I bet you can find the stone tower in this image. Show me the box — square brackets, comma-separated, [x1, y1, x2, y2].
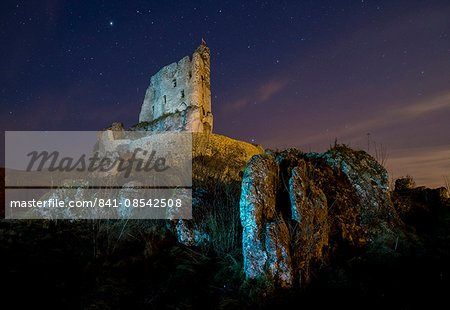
[139, 45, 213, 133]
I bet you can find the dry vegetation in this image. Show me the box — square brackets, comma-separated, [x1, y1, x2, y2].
[1, 146, 449, 309]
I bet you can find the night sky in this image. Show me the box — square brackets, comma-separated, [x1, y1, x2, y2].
[1, 0, 449, 187]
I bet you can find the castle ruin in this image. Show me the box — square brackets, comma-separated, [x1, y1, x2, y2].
[100, 44, 264, 181]
[139, 45, 213, 133]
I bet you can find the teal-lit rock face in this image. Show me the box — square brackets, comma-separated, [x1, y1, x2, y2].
[239, 154, 292, 286]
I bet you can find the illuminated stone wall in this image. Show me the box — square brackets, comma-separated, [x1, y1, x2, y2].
[139, 45, 213, 133]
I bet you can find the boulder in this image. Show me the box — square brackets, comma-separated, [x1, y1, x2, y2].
[174, 219, 209, 247]
[264, 220, 292, 287]
[289, 162, 328, 282]
[239, 154, 292, 286]
[309, 146, 396, 232]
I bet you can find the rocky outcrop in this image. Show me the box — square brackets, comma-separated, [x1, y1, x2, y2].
[308, 145, 397, 233]
[264, 220, 292, 286]
[239, 154, 292, 286]
[289, 162, 328, 283]
[395, 176, 448, 203]
[392, 176, 449, 228]
[239, 145, 398, 286]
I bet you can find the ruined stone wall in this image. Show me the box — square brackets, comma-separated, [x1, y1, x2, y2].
[139, 45, 213, 133]
[97, 127, 264, 181]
